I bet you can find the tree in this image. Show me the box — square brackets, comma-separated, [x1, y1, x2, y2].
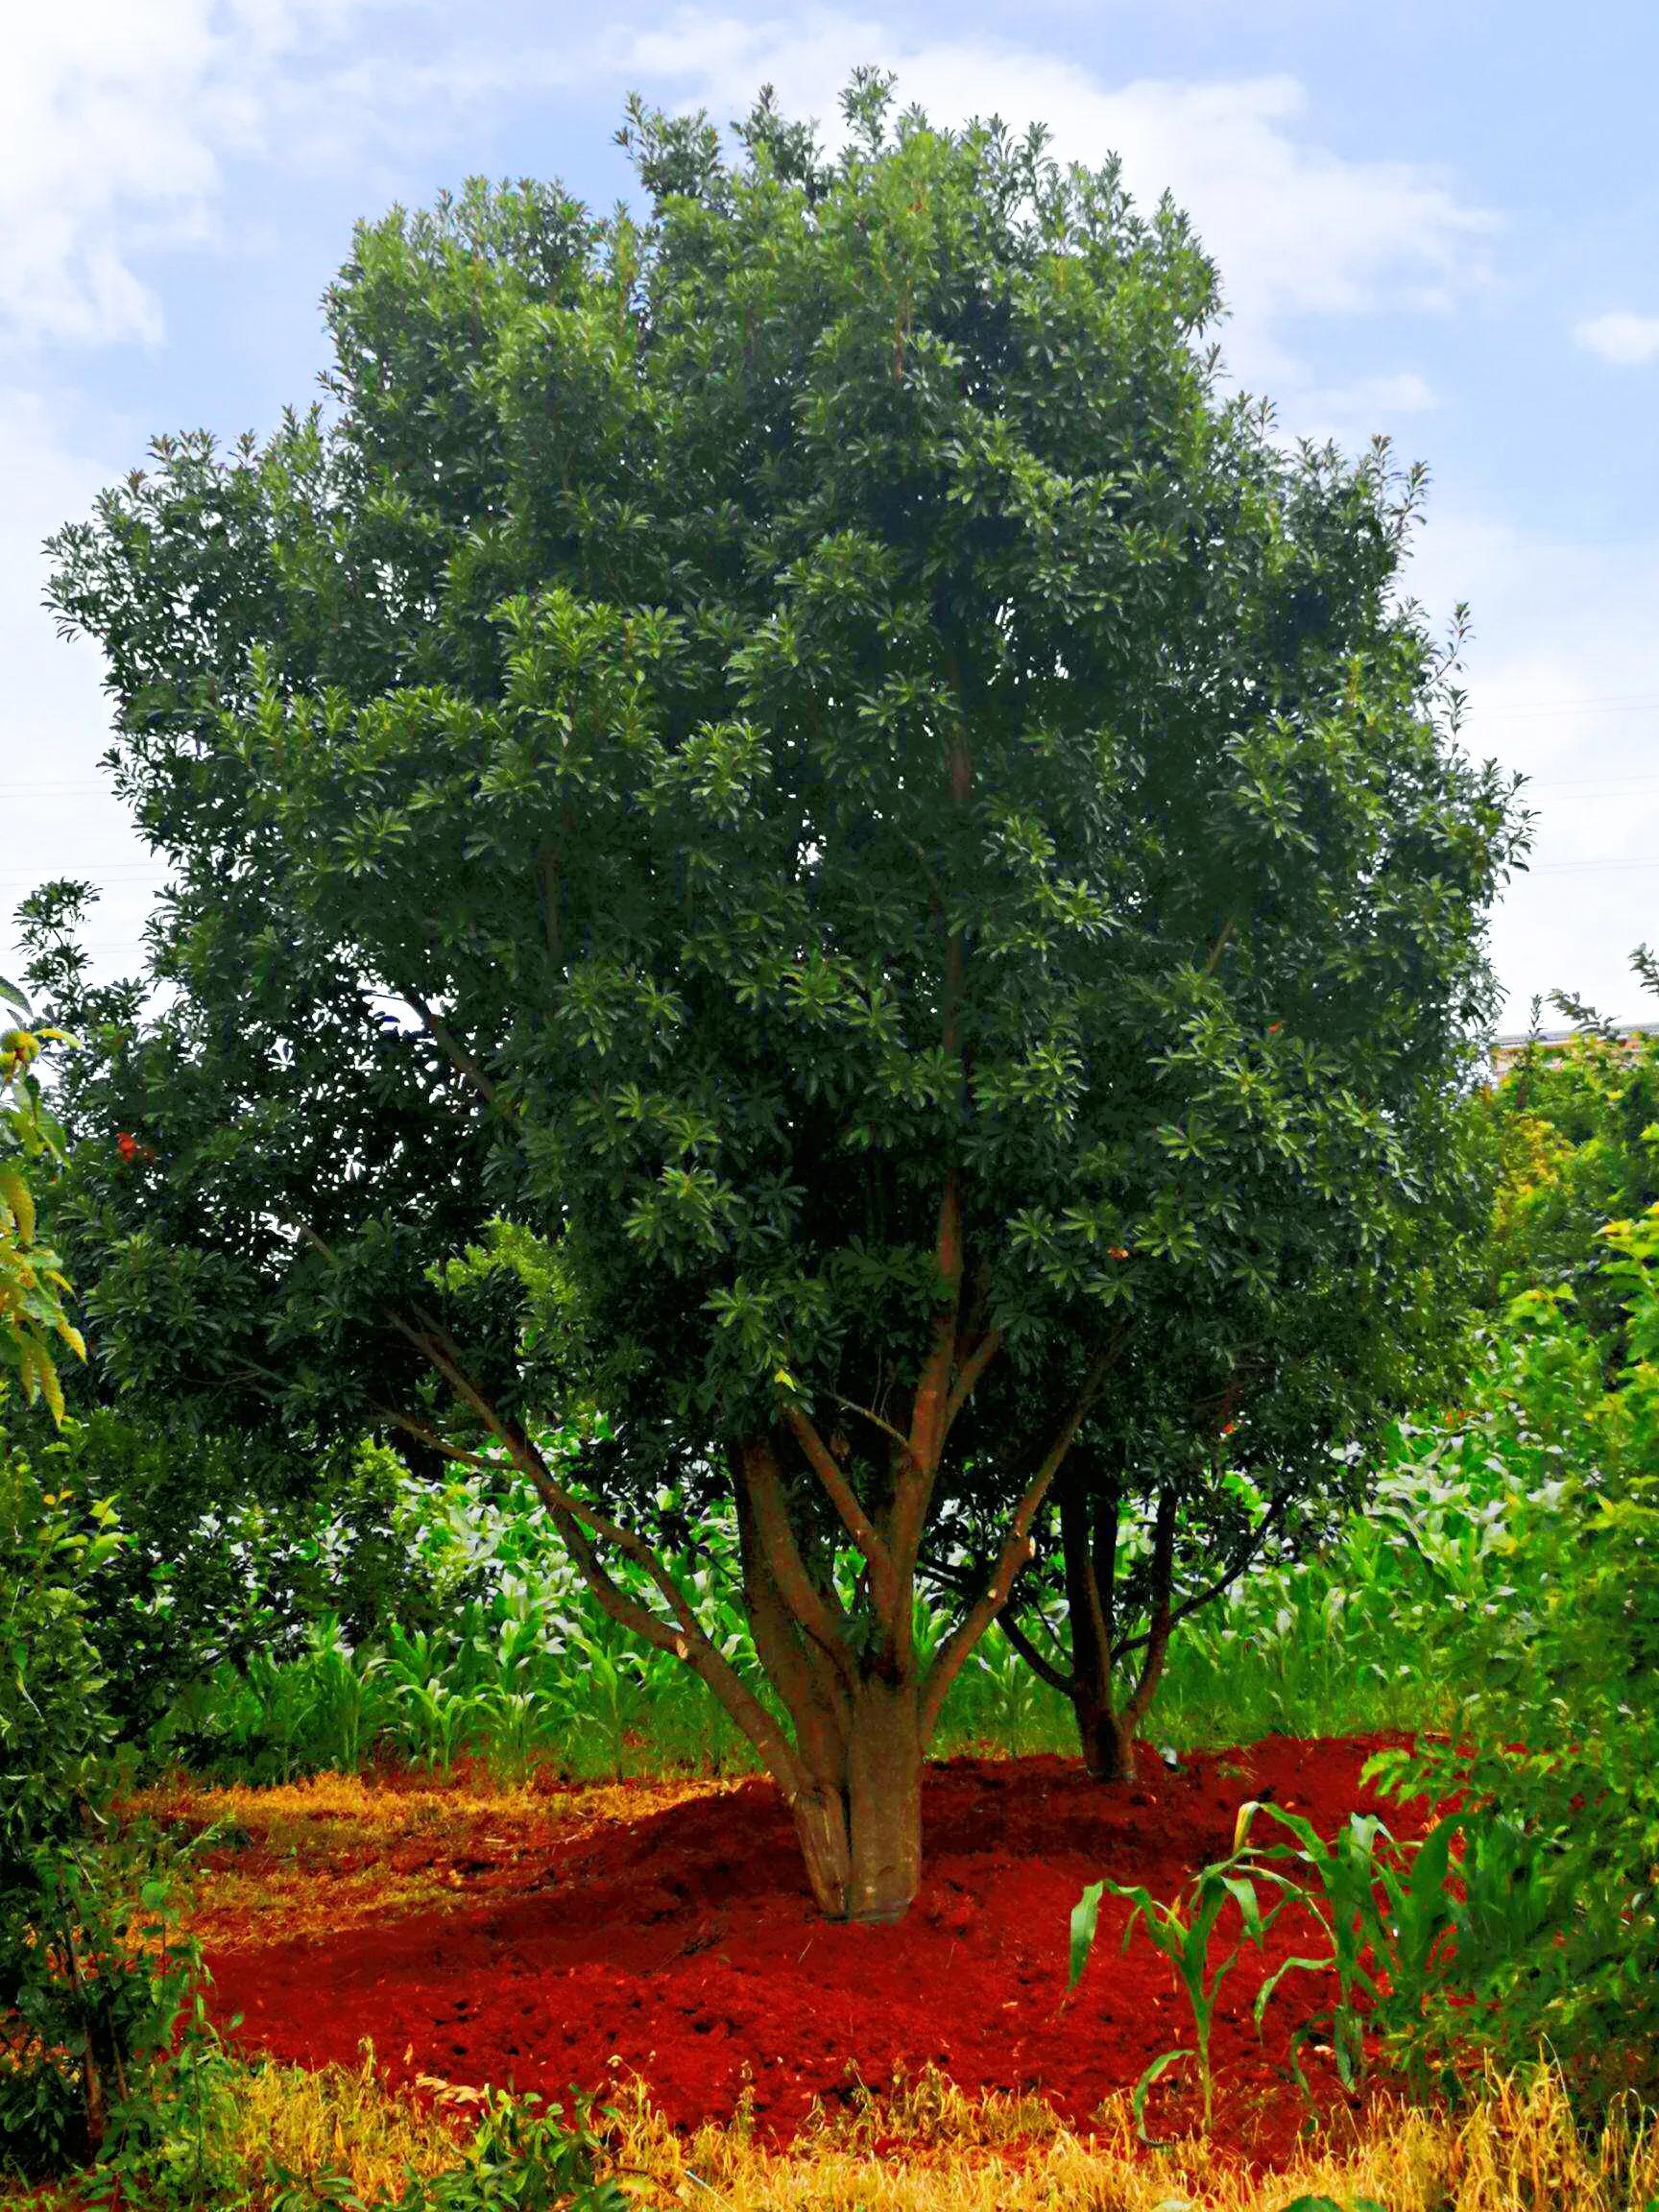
[1482, 958, 1659, 1356]
[926, 1188, 1479, 1781]
[0, 975, 84, 1424]
[42, 80, 1519, 1921]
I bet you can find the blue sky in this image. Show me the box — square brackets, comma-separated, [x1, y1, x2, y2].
[5, 0, 1658, 1025]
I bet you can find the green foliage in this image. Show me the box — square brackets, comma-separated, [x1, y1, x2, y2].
[1367, 1204, 1659, 2101]
[0, 1416, 199, 2176]
[1070, 1855, 1278, 2137]
[0, 977, 84, 1424]
[70, 1994, 246, 2212]
[56, 1414, 466, 1745]
[1482, 1010, 1659, 1349]
[1276, 2200, 1386, 2212]
[25, 2053, 625, 2212]
[1237, 1801, 1538, 2101]
[121, 1458, 1071, 1785]
[37, 84, 1515, 1798]
[373, 2094, 631, 2212]
[1069, 1202, 1659, 2125]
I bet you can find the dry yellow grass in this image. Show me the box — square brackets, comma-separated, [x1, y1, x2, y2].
[126, 1769, 737, 1946]
[15, 2053, 1644, 2212]
[130, 1767, 734, 1847]
[620, 2066, 1659, 2212]
[48, 1778, 1650, 2208]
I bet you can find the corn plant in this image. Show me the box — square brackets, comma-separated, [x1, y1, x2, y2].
[1237, 1802, 1460, 2095]
[1236, 1795, 1559, 2099]
[1069, 1856, 1283, 2137]
[299, 1618, 390, 1773]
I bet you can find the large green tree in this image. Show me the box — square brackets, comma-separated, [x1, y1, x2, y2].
[44, 81, 1518, 1920]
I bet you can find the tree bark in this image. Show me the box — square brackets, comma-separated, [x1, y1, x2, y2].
[789, 1677, 924, 1923]
[1073, 1686, 1142, 1783]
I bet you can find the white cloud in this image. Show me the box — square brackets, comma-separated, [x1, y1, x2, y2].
[0, 392, 164, 990]
[592, 12, 1495, 396]
[3, 4, 1489, 402]
[0, 0, 410, 349]
[1575, 310, 1659, 367]
[1288, 370, 1437, 450]
[1405, 513, 1659, 1025]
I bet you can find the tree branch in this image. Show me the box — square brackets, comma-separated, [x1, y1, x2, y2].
[903, 1166, 964, 1494]
[1201, 915, 1237, 979]
[733, 1460, 850, 1769]
[404, 990, 507, 1115]
[779, 1402, 896, 1594]
[828, 1391, 920, 1471]
[738, 1432, 857, 1687]
[943, 1325, 1004, 1438]
[379, 1408, 504, 1478]
[997, 1601, 1074, 1696]
[1111, 1493, 1291, 1664]
[918, 1335, 1122, 1743]
[1124, 1486, 1177, 1727]
[384, 1312, 803, 1787]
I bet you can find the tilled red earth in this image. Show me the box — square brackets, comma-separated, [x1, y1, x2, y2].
[205, 1736, 1418, 2159]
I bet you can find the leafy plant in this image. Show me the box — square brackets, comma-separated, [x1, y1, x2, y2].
[0, 1420, 204, 2178]
[1238, 1802, 1469, 2095]
[0, 977, 83, 1423]
[1070, 1854, 1278, 2136]
[262, 2089, 633, 2212]
[1365, 1202, 1659, 2101]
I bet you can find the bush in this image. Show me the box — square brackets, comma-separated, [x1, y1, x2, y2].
[1483, 1021, 1659, 1352]
[1368, 1204, 1659, 2100]
[0, 1412, 197, 2176]
[57, 1415, 465, 1747]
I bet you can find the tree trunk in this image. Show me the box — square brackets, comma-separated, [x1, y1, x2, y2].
[789, 1677, 924, 1924]
[1058, 1474, 1175, 1783]
[1074, 1673, 1141, 1781]
[407, 1323, 1107, 1927]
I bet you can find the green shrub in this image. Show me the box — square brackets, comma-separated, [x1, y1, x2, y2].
[1369, 1205, 1659, 2101]
[0, 1415, 198, 2176]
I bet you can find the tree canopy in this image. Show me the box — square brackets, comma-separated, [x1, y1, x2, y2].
[41, 77, 1520, 1918]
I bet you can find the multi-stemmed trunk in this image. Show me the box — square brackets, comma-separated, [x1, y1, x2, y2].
[784, 1676, 925, 1923]
[395, 1172, 1120, 1924]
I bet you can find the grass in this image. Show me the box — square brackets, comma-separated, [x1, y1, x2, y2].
[128, 1769, 742, 1947]
[10, 2053, 1655, 2212]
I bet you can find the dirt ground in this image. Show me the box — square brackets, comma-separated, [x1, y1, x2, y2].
[151, 1734, 1426, 2163]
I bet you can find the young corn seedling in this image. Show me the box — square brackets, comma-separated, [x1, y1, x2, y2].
[1070, 1854, 1283, 2139]
[1238, 1800, 1465, 2096]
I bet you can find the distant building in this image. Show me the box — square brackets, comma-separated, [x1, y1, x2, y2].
[1490, 1022, 1659, 1079]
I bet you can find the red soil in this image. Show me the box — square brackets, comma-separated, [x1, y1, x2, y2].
[204, 1736, 1418, 2160]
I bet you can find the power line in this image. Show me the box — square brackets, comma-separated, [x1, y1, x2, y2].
[1473, 694, 1659, 717]
[1528, 858, 1659, 873]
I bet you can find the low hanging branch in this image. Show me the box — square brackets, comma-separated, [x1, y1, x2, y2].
[383, 1310, 806, 1794]
[778, 1401, 897, 1600]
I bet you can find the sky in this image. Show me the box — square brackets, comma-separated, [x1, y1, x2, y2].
[3, 0, 1657, 1030]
